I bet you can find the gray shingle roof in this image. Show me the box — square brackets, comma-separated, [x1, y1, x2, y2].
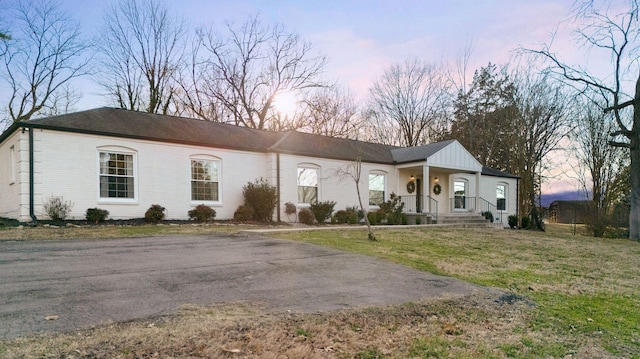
[0, 107, 517, 178]
[390, 140, 456, 163]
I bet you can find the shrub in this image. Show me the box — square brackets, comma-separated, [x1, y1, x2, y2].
[43, 195, 74, 222]
[367, 211, 380, 226]
[481, 211, 494, 223]
[345, 206, 364, 221]
[86, 208, 109, 224]
[309, 200, 336, 223]
[242, 178, 277, 222]
[233, 205, 254, 222]
[188, 204, 216, 223]
[415, 216, 422, 225]
[379, 193, 404, 225]
[298, 208, 315, 225]
[145, 204, 165, 223]
[508, 215, 518, 229]
[284, 202, 297, 215]
[334, 209, 359, 224]
[521, 215, 531, 229]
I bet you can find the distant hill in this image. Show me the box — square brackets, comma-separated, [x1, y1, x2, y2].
[540, 191, 589, 208]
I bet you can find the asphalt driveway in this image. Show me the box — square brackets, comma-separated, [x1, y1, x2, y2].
[0, 233, 488, 339]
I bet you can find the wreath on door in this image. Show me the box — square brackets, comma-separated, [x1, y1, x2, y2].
[433, 183, 442, 195]
[406, 181, 416, 193]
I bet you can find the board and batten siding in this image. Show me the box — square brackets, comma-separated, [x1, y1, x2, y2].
[427, 141, 482, 172]
[35, 129, 269, 220]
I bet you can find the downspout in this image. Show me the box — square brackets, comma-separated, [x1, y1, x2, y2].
[516, 177, 520, 223]
[28, 127, 38, 225]
[276, 152, 281, 222]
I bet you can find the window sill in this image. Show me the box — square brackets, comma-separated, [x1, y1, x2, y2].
[190, 201, 222, 207]
[98, 198, 138, 205]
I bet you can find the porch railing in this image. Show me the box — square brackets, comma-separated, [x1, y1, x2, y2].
[479, 197, 497, 223]
[449, 196, 476, 212]
[400, 195, 438, 222]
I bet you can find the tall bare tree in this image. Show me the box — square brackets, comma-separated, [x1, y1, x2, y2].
[186, 16, 327, 129]
[510, 70, 570, 229]
[367, 59, 450, 146]
[299, 86, 363, 139]
[1, 0, 90, 123]
[572, 99, 629, 236]
[97, 0, 186, 114]
[528, 0, 640, 240]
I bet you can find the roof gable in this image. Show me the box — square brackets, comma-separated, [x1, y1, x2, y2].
[391, 139, 482, 172]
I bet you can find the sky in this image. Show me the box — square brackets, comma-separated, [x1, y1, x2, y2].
[10, 0, 618, 196]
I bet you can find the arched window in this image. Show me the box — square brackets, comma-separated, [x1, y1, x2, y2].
[368, 171, 387, 206]
[496, 183, 507, 211]
[453, 178, 468, 210]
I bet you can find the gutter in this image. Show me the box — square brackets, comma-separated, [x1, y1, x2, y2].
[276, 152, 281, 222]
[28, 127, 37, 225]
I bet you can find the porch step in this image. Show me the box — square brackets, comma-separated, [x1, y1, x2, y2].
[436, 213, 493, 227]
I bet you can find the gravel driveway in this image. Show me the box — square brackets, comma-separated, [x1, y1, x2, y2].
[0, 233, 489, 339]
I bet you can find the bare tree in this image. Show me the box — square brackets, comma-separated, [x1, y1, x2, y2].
[187, 15, 327, 129]
[330, 157, 376, 241]
[510, 70, 570, 229]
[97, 0, 186, 114]
[571, 99, 629, 236]
[1, 0, 90, 123]
[367, 59, 450, 146]
[299, 86, 363, 139]
[527, 0, 640, 240]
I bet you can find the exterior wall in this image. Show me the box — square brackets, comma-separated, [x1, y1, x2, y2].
[277, 154, 397, 221]
[479, 175, 519, 227]
[34, 130, 269, 220]
[0, 130, 28, 221]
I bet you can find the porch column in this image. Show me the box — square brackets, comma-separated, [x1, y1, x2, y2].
[475, 171, 481, 212]
[423, 165, 429, 213]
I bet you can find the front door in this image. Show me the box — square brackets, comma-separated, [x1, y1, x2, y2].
[454, 180, 466, 210]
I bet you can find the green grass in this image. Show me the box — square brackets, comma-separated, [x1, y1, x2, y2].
[276, 225, 640, 358]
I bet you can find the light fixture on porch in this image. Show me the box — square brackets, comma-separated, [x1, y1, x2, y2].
[410, 174, 415, 181]
[434, 177, 439, 182]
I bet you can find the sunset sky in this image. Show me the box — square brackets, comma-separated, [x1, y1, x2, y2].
[8, 0, 619, 196]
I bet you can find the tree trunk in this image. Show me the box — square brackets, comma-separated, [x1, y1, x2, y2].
[630, 114, 640, 241]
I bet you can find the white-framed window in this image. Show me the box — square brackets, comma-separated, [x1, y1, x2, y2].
[369, 173, 386, 206]
[454, 179, 467, 210]
[9, 144, 16, 184]
[99, 151, 136, 200]
[191, 158, 220, 202]
[497, 183, 507, 211]
[297, 166, 318, 204]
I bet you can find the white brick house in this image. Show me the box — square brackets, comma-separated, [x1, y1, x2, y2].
[0, 108, 519, 226]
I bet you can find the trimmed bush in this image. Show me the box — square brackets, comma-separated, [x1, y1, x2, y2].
[188, 204, 216, 223]
[345, 206, 364, 221]
[298, 208, 315, 225]
[334, 209, 358, 224]
[233, 205, 254, 222]
[367, 211, 380, 226]
[521, 215, 531, 229]
[508, 215, 518, 229]
[145, 204, 165, 223]
[242, 178, 277, 222]
[284, 202, 297, 215]
[309, 200, 336, 224]
[43, 195, 74, 222]
[86, 208, 109, 224]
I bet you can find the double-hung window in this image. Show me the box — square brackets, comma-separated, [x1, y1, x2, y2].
[369, 173, 385, 206]
[297, 167, 318, 204]
[496, 184, 507, 211]
[191, 159, 220, 202]
[99, 152, 135, 199]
